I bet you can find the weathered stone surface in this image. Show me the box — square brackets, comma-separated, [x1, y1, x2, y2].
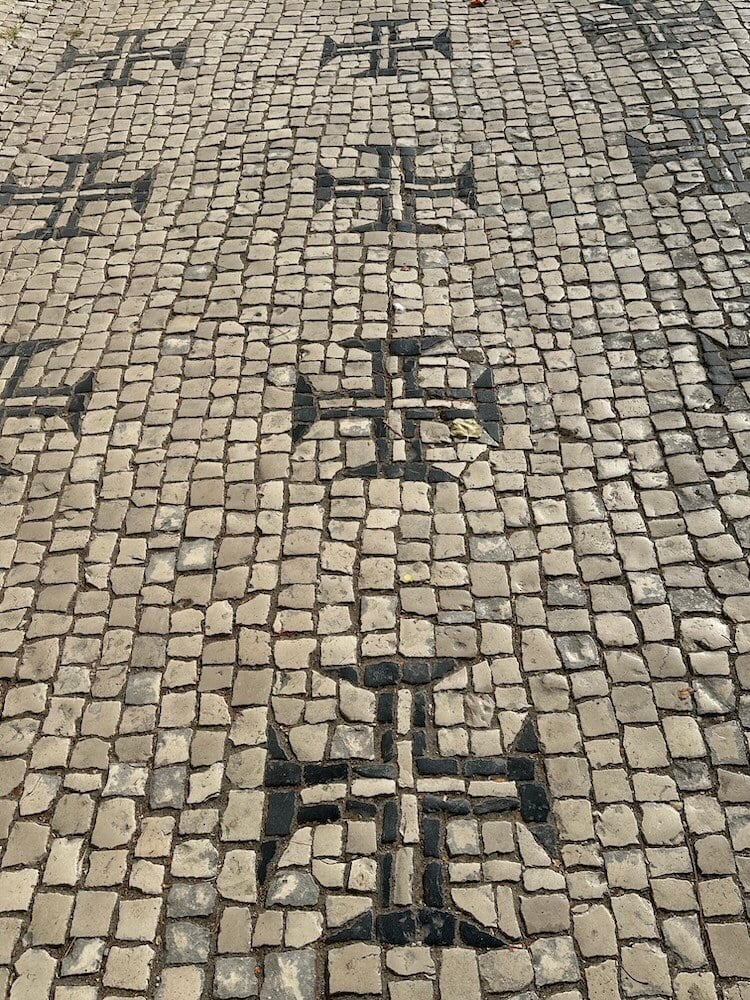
[0, 4, 749, 997]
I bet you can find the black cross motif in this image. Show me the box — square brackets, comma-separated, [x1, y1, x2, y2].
[321, 19, 451, 78]
[293, 336, 501, 483]
[697, 333, 750, 410]
[315, 145, 475, 234]
[259, 658, 555, 949]
[580, 0, 720, 50]
[0, 152, 154, 241]
[58, 29, 187, 89]
[626, 106, 750, 195]
[0, 341, 93, 438]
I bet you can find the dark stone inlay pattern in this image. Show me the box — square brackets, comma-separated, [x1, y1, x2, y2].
[0, 152, 154, 240]
[321, 19, 451, 78]
[626, 106, 750, 195]
[58, 29, 187, 89]
[293, 336, 500, 481]
[315, 145, 475, 234]
[580, 0, 720, 50]
[0, 340, 94, 454]
[259, 657, 554, 949]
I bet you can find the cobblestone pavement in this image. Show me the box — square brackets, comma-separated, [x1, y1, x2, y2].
[3, 0, 750, 996]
